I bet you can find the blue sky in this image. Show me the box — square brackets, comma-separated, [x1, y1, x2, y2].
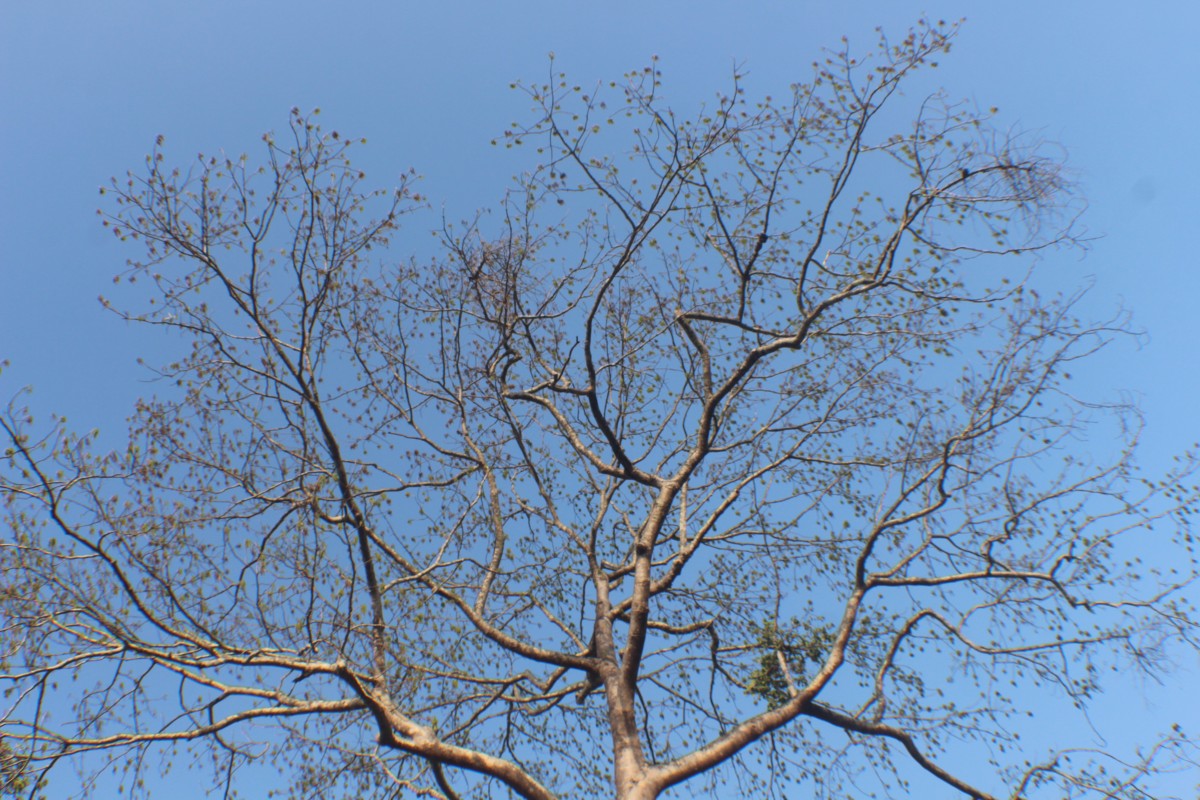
[2, 1, 1198, 796]
[4, 2, 1198, 460]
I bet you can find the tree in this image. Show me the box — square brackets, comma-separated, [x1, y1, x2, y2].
[2, 21, 1197, 800]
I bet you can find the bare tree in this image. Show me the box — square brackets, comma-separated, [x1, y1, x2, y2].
[2, 21, 1197, 800]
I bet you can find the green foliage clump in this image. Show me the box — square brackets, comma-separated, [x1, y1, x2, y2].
[746, 619, 834, 709]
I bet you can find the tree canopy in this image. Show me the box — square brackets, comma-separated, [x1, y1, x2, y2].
[2, 21, 1197, 800]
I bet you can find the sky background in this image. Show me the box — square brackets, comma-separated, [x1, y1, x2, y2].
[2, 1, 1198, 797]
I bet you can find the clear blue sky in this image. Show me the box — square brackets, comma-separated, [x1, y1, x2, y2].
[2, 1, 1197, 796]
